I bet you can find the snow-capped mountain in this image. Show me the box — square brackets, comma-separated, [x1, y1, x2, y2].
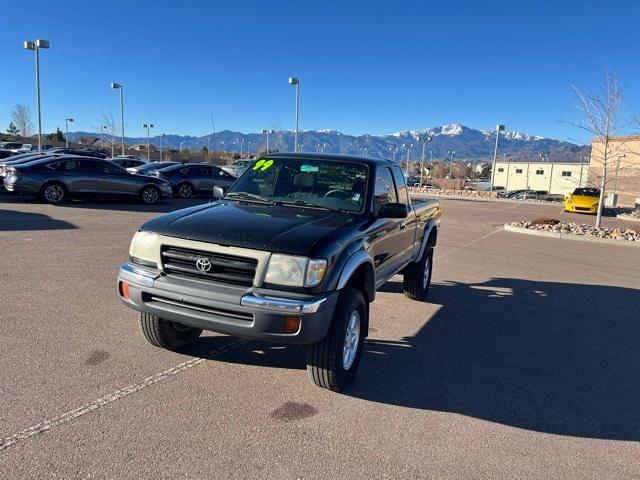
[68, 123, 589, 162]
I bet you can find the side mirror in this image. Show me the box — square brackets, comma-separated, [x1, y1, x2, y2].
[212, 185, 226, 200]
[378, 202, 408, 219]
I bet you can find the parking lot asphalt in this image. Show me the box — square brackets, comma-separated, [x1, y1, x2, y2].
[0, 192, 638, 479]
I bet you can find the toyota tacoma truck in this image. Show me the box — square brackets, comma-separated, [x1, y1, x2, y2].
[117, 153, 442, 392]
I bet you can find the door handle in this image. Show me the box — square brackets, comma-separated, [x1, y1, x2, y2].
[400, 222, 406, 229]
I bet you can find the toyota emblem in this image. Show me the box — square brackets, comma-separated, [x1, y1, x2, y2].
[196, 257, 212, 272]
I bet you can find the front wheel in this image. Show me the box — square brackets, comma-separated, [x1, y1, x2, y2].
[139, 313, 202, 350]
[403, 246, 434, 301]
[306, 287, 367, 392]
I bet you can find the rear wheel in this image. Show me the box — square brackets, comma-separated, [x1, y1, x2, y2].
[40, 182, 67, 204]
[177, 182, 193, 199]
[139, 313, 202, 350]
[140, 185, 161, 205]
[306, 287, 367, 392]
[403, 245, 434, 301]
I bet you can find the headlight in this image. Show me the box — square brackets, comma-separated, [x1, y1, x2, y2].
[129, 231, 159, 267]
[265, 254, 327, 287]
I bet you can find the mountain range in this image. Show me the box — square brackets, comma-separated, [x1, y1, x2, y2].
[68, 123, 589, 163]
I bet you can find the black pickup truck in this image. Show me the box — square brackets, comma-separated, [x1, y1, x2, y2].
[117, 153, 442, 391]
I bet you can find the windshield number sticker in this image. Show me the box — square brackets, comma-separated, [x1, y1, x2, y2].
[300, 164, 319, 173]
[253, 159, 274, 172]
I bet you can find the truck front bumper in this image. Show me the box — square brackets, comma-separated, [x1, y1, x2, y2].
[117, 263, 338, 345]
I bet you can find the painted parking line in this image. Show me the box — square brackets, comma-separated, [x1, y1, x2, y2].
[0, 338, 249, 452]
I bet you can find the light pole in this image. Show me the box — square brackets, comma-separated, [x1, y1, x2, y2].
[389, 146, 399, 162]
[179, 141, 185, 154]
[100, 125, 106, 151]
[403, 143, 413, 176]
[447, 150, 456, 178]
[111, 83, 125, 156]
[262, 129, 274, 154]
[247, 141, 253, 158]
[418, 136, 432, 187]
[159, 133, 165, 161]
[24, 39, 50, 153]
[490, 124, 506, 191]
[142, 123, 154, 160]
[288, 77, 300, 152]
[65, 118, 74, 147]
[359, 147, 368, 157]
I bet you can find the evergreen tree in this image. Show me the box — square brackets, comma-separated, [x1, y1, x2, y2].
[6, 122, 20, 137]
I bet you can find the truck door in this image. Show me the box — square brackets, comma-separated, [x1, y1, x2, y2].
[369, 166, 404, 285]
[391, 165, 419, 265]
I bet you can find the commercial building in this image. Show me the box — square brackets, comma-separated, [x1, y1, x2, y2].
[492, 160, 589, 195]
[589, 135, 640, 207]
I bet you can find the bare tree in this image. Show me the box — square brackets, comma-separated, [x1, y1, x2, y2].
[11, 104, 34, 138]
[98, 111, 118, 158]
[570, 73, 627, 228]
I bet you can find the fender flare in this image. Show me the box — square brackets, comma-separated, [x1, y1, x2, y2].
[418, 220, 439, 259]
[336, 250, 376, 302]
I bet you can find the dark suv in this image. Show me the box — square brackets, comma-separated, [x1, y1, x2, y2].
[3, 156, 172, 204]
[152, 163, 236, 198]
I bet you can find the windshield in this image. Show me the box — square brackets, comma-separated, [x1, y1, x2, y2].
[227, 157, 368, 212]
[572, 188, 600, 197]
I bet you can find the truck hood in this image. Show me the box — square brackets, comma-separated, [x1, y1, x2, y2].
[140, 200, 355, 256]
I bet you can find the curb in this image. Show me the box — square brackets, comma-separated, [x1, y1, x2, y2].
[410, 193, 562, 206]
[503, 224, 640, 248]
[617, 214, 640, 223]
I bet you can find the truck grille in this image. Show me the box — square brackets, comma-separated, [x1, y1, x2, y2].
[161, 246, 257, 286]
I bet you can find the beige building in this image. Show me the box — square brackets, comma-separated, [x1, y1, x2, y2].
[589, 135, 640, 207]
[492, 161, 589, 195]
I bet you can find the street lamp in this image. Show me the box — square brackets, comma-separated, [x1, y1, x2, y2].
[111, 82, 125, 156]
[403, 143, 414, 176]
[389, 146, 399, 162]
[247, 141, 253, 158]
[262, 129, 274, 154]
[447, 150, 456, 178]
[490, 124, 506, 191]
[418, 136, 432, 187]
[24, 39, 50, 153]
[288, 77, 300, 152]
[64, 118, 74, 147]
[179, 141, 185, 154]
[142, 123, 154, 160]
[160, 133, 165, 161]
[359, 147, 368, 157]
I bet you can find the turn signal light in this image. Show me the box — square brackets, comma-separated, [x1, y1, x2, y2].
[284, 316, 301, 334]
[119, 281, 130, 300]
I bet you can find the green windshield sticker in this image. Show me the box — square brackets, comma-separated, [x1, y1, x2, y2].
[260, 159, 274, 171]
[252, 159, 266, 171]
[300, 164, 319, 172]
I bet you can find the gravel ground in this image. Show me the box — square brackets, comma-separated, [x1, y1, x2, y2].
[509, 219, 640, 242]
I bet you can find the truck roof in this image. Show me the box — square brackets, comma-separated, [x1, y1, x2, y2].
[267, 152, 395, 168]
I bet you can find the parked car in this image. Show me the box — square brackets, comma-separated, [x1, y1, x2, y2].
[117, 153, 442, 392]
[514, 190, 548, 200]
[114, 154, 144, 161]
[126, 161, 180, 175]
[564, 187, 600, 214]
[497, 189, 527, 198]
[0, 142, 24, 150]
[110, 158, 148, 170]
[151, 162, 236, 198]
[3, 156, 172, 205]
[0, 149, 15, 159]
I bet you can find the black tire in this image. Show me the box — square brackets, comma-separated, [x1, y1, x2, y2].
[306, 287, 367, 392]
[177, 182, 193, 199]
[39, 181, 67, 204]
[140, 185, 161, 205]
[403, 245, 434, 301]
[139, 313, 202, 350]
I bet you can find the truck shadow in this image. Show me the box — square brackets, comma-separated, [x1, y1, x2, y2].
[354, 278, 640, 441]
[191, 277, 640, 441]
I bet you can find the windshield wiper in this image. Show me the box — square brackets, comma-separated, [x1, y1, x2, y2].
[225, 191, 274, 205]
[274, 199, 349, 213]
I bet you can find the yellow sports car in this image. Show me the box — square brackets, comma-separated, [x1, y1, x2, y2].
[564, 188, 600, 214]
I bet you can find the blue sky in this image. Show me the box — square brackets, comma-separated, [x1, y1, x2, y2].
[1, 0, 638, 144]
